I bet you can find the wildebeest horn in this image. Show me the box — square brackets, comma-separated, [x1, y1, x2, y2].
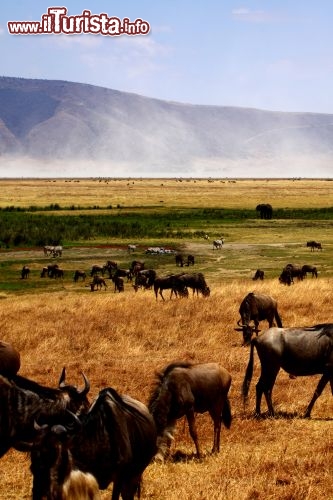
[234, 327, 244, 332]
[237, 319, 242, 327]
[78, 371, 90, 395]
[58, 366, 67, 388]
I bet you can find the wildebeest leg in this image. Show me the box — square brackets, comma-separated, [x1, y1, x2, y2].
[255, 371, 278, 417]
[118, 475, 141, 500]
[186, 409, 201, 457]
[159, 289, 165, 301]
[304, 373, 330, 418]
[209, 409, 222, 453]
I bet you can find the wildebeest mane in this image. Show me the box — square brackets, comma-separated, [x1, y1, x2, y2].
[11, 374, 63, 400]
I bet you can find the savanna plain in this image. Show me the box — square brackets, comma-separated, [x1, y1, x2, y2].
[0, 178, 333, 500]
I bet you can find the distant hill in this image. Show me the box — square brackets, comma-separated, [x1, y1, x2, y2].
[0, 76, 333, 177]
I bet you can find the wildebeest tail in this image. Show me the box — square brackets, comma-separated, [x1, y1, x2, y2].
[222, 398, 232, 429]
[275, 310, 283, 328]
[242, 340, 255, 405]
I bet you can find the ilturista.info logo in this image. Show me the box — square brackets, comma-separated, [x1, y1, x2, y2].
[7, 7, 150, 36]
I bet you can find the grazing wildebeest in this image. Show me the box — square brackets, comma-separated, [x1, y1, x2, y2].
[0, 340, 20, 377]
[92, 276, 107, 290]
[53, 267, 64, 279]
[175, 254, 184, 267]
[242, 324, 333, 418]
[279, 263, 304, 284]
[73, 270, 86, 282]
[235, 292, 283, 345]
[252, 269, 264, 281]
[21, 265, 30, 279]
[212, 239, 223, 250]
[154, 275, 188, 301]
[0, 368, 90, 459]
[186, 255, 195, 266]
[47, 264, 60, 278]
[174, 273, 210, 297]
[307, 240, 322, 251]
[133, 269, 156, 292]
[30, 424, 101, 500]
[301, 264, 318, 278]
[90, 265, 104, 277]
[148, 361, 232, 460]
[31, 387, 157, 500]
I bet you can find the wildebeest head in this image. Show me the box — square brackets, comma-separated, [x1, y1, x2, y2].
[57, 367, 91, 416]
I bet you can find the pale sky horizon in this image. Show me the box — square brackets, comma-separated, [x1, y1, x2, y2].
[1, 1, 333, 115]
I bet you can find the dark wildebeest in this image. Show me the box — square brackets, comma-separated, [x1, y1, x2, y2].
[212, 239, 223, 250]
[112, 275, 124, 293]
[235, 292, 283, 345]
[133, 269, 156, 292]
[53, 268, 64, 279]
[279, 268, 293, 286]
[31, 387, 157, 500]
[90, 265, 104, 277]
[252, 269, 264, 281]
[154, 275, 188, 301]
[148, 361, 232, 461]
[175, 254, 184, 267]
[301, 264, 318, 278]
[174, 273, 210, 297]
[102, 261, 118, 278]
[73, 270, 86, 282]
[130, 260, 144, 278]
[242, 324, 333, 418]
[0, 368, 90, 459]
[0, 340, 20, 377]
[307, 241, 322, 251]
[30, 424, 101, 500]
[279, 264, 304, 284]
[186, 255, 195, 266]
[21, 265, 30, 279]
[92, 276, 107, 290]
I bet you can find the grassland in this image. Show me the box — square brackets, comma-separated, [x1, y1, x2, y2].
[0, 178, 332, 499]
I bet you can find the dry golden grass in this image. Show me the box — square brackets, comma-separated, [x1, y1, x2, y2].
[0, 178, 333, 209]
[1, 278, 332, 499]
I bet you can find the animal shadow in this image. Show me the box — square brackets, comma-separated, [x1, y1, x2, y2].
[171, 450, 205, 463]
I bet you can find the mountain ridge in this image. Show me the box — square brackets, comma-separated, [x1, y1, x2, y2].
[0, 76, 332, 177]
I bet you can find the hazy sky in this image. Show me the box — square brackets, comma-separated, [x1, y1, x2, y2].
[1, 1, 333, 113]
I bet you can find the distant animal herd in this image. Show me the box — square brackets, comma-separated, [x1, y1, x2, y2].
[6, 237, 328, 498]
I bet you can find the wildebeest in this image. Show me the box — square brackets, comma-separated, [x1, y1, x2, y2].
[279, 263, 304, 284]
[242, 324, 333, 418]
[174, 272, 210, 297]
[21, 265, 30, 279]
[148, 361, 232, 460]
[307, 240, 322, 251]
[31, 423, 101, 500]
[252, 269, 264, 281]
[91, 276, 107, 290]
[90, 265, 104, 277]
[102, 261, 118, 278]
[31, 387, 157, 500]
[154, 275, 188, 301]
[235, 292, 283, 345]
[0, 368, 90, 459]
[41, 264, 60, 278]
[187, 255, 195, 266]
[0, 340, 20, 377]
[175, 254, 184, 267]
[53, 267, 64, 279]
[30, 423, 101, 500]
[130, 260, 144, 277]
[212, 239, 223, 250]
[133, 269, 156, 292]
[73, 270, 86, 282]
[301, 264, 318, 278]
[112, 275, 124, 293]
